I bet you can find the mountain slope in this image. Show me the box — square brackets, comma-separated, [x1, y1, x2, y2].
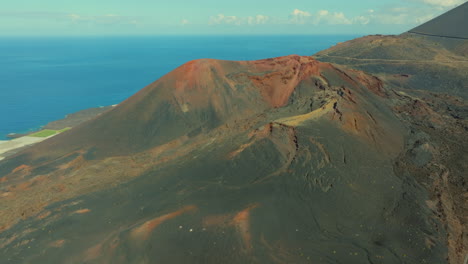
[1, 5, 467, 261]
[1, 54, 464, 263]
[0, 56, 341, 162]
[314, 4, 468, 100]
[311, 5, 468, 263]
[314, 34, 468, 99]
[409, 2, 468, 39]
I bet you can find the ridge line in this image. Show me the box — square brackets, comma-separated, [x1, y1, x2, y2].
[408, 31, 468, 40]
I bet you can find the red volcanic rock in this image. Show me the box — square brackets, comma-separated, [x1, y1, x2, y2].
[7, 55, 389, 162]
[242, 56, 322, 107]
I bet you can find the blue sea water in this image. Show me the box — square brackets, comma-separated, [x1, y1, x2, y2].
[0, 35, 359, 139]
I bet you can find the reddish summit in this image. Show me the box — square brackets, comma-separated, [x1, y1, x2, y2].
[4, 55, 381, 161]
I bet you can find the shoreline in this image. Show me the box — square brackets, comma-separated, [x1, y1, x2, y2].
[0, 105, 115, 160]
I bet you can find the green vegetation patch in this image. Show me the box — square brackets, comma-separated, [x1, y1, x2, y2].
[57, 127, 71, 133]
[29, 127, 71, 138]
[29, 129, 58, 137]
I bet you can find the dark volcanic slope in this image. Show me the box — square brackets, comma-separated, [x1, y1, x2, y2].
[1, 54, 466, 264]
[314, 34, 468, 98]
[409, 2, 468, 39]
[43, 106, 115, 131]
[313, 3, 468, 100]
[313, 10, 468, 262]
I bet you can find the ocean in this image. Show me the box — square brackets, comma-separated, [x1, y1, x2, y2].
[0, 35, 359, 139]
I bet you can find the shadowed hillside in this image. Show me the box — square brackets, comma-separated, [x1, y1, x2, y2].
[409, 2, 468, 39]
[312, 4, 468, 263]
[314, 3, 468, 99]
[314, 33, 468, 99]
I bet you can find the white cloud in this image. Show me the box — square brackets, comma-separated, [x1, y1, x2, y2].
[67, 13, 138, 25]
[292, 9, 312, 16]
[209, 14, 270, 25]
[358, 5, 443, 25]
[207, 3, 455, 28]
[288, 9, 312, 24]
[353, 16, 370, 25]
[320, 11, 352, 25]
[417, 0, 465, 7]
[209, 14, 242, 25]
[0, 11, 67, 19]
[289, 9, 351, 25]
[247, 15, 269, 25]
[389, 7, 409, 13]
[375, 14, 410, 24]
[414, 14, 437, 24]
[0, 11, 139, 26]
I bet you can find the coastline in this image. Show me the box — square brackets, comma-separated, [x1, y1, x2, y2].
[0, 136, 52, 160]
[0, 105, 115, 160]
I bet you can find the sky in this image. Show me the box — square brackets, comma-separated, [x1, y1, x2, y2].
[0, 0, 465, 36]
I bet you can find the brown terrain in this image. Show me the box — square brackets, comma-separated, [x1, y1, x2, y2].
[0, 3, 467, 264]
[313, 4, 468, 263]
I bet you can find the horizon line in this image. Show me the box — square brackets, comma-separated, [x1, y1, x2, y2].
[0, 33, 394, 38]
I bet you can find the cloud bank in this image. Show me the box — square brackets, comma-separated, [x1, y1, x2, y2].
[289, 9, 352, 25]
[209, 14, 270, 25]
[0, 11, 139, 26]
[208, 5, 444, 27]
[416, 0, 465, 7]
